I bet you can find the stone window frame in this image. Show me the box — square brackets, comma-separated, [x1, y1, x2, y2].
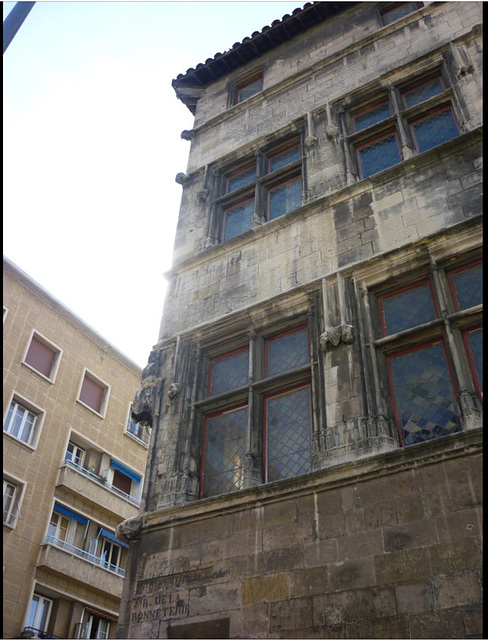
[378, 2, 423, 27]
[193, 299, 324, 498]
[228, 68, 264, 107]
[3, 392, 46, 450]
[22, 329, 63, 383]
[339, 62, 467, 182]
[3, 473, 25, 529]
[76, 368, 110, 418]
[209, 133, 305, 244]
[356, 251, 482, 445]
[124, 402, 150, 447]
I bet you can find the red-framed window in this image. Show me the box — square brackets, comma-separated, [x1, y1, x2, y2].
[221, 198, 255, 242]
[378, 280, 438, 336]
[409, 106, 460, 154]
[387, 340, 461, 446]
[268, 144, 301, 173]
[263, 384, 312, 483]
[356, 131, 402, 179]
[402, 76, 446, 109]
[208, 347, 249, 396]
[234, 74, 263, 105]
[447, 260, 483, 311]
[200, 405, 248, 498]
[226, 165, 256, 194]
[264, 326, 310, 377]
[462, 326, 483, 400]
[267, 175, 302, 222]
[381, 2, 423, 26]
[352, 100, 391, 133]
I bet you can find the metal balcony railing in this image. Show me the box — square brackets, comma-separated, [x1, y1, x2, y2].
[20, 626, 61, 638]
[62, 459, 141, 506]
[44, 535, 125, 577]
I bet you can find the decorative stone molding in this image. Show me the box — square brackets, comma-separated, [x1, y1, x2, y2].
[167, 382, 181, 399]
[320, 324, 354, 350]
[197, 189, 209, 202]
[156, 472, 199, 509]
[132, 349, 162, 425]
[180, 129, 194, 141]
[305, 135, 318, 149]
[325, 124, 339, 139]
[175, 172, 190, 185]
[116, 515, 143, 543]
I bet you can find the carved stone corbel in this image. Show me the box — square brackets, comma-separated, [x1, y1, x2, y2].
[115, 515, 143, 543]
[180, 130, 194, 141]
[167, 382, 181, 399]
[320, 324, 354, 350]
[305, 135, 318, 149]
[175, 172, 190, 185]
[197, 189, 209, 202]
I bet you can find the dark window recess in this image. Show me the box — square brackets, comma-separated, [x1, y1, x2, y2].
[112, 469, 132, 495]
[25, 337, 56, 378]
[381, 2, 423, 25]
[168, 618, 230, 639]
[449, 261, 483, 311]
[235, 75, 263, 104]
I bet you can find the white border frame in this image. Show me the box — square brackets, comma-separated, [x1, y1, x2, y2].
[76, 368, 111, 418]
[2, 471, 26, 530]
[3, 390, 46, 450]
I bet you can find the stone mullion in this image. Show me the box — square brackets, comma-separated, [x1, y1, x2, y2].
[388, 84, 414, 160]
[429, 257, 482, 430]
[244, 329, 262, 488]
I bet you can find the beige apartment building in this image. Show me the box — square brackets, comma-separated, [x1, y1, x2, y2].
[3, 256, 148, 639]
[117, 2, 482, 638]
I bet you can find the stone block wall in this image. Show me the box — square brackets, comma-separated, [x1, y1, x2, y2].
[117, 430, 482, 638]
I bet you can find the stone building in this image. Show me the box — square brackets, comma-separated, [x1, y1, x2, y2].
[3, 256, 148, 639]
[117, 2, 482, 638]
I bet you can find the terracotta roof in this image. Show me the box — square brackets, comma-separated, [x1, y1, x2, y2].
[172, 1, 357, 113]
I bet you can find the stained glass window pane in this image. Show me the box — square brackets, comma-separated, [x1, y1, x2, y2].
[451, 263, 482, 310]
[382, 2, 420, 25]
[412, 108, 459, 153]
[389, 342, 460, 446]
[203, 407, 247, 497]
[353, 102, 391, 132]
[268, 176, 302, 221]
[403, 77, 444, 108]
[237, 76, 263, 103]
[269, 145, 301, 172]
[358, 134, 401, 178]
[209, 349, 249, 396]
[466, 328, 483, 388]
[223, 199, 254, 241]
[266, 328, 310, 377]
[380, 282, 436, 335]
[266, 386, 312, 482]
[227, 166, 256, 193]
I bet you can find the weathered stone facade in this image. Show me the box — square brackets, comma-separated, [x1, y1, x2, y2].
[117, 2, 482, 637]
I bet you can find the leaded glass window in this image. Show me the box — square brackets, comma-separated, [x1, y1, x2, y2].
[463, 327, 483, 391]
[449, 262, 483, 310]
[353, 101, 391, 132]
[357, 133, 401, 178]
[265, 386, 312, 482]
[388, 341, 461, 445]
[402, 76, 444, 108]
[222, 199, 255, 242]
[410, 107, 459, 153]
[208, 348, 249, 396]
[265, 327, 310, 377]
[379, 281, 437, 336]
[268, 145, 300, 172]
[226, 166, 256, 193]
[268, 176, 302, 220]
[202, 406, 247, 497]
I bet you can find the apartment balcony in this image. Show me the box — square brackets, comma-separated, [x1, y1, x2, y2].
[37, 536, 124, 598]
[56, 461, 140, 520]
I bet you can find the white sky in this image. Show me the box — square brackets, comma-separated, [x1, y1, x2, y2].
[3, 0, 303, 368]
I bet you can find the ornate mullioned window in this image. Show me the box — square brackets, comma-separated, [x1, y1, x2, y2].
[371, 259, 482, 446]
[214, 138, 303, 243]
[342, 70, 462, 180]
[198, 324, 314, 498]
